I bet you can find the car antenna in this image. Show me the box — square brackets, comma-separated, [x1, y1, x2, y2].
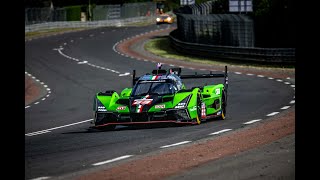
[157, 62, 162, 70]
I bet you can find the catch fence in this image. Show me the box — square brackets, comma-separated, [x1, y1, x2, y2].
[176, 13, 254, 47]
[25, 2, 156, 25]
[171, 0, 295, 63]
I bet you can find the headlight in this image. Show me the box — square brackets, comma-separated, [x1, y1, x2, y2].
[156, 18, 160, 21]
[167, 17, 171, 21]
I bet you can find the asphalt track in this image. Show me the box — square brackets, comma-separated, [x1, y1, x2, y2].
[25, 24, 295, 180]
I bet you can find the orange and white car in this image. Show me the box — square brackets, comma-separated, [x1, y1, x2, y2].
[156, 14, 174, 24]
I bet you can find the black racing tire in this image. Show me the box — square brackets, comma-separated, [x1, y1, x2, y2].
[195, 92, 202, 125]
[219, 90, 227, 120]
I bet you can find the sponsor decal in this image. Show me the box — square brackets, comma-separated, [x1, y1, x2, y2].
[137, 104, 143, 113]
[97, 109, 107, 112]
[201, 102, 206, 118]
[155, 104, 165, 109]
[132, 95, 152, 106]
[117, 106, 126, 110]
[151, 75, 159, 80]
[175, 105, 184, 109]
[133, 94, 152, 113]
[98, 106, 107, 112]
[215, 88, 220, 95]
[190, 106, 197, 111]
[140, 80, 165, 83]
[175, 102, 186, 109]
[132, 99, 153, 105]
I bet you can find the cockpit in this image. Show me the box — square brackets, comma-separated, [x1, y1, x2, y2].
[131, 80, 177, 96]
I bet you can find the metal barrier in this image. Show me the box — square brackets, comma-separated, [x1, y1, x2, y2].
[176, 13, 254, 47]
[25, 2, 156, 25]
[170, 0, 295, 64]
[169, 29, 295, 64]
[25, 16, 154, 32]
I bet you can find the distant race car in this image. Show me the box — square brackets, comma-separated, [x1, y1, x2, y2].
[91, 64, 228, 130]
[156, 14, 174, 24]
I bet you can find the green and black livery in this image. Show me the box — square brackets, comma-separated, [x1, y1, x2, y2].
[92, 66, 228, 130]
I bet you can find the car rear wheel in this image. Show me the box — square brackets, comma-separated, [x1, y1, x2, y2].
[195, 92, 202, 125]
[220, 91, 227, 120]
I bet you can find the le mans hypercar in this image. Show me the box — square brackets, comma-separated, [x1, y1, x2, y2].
[91, 65, 228, 130]
[156, 14, 174, 24]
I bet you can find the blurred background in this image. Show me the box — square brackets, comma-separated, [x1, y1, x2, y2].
[25, 0, 295, 63]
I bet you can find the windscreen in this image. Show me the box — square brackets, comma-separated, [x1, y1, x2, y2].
[132, 81, 175, 96]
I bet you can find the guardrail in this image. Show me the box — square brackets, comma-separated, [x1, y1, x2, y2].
[169, 30, 295, 64]
[25, 16, 154, 32]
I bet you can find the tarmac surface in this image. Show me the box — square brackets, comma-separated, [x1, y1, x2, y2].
[25, 25, 295, 180]
[165, 134, 295, 180]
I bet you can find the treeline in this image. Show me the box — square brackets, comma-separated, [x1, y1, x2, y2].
[25, 0, 152, 8]
[25, 0, 219, 9]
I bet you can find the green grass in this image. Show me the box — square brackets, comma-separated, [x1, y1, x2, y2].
[25, 22, 153, 39]
[25, 27, 89, 38]
[25, 19, 156, 38]
[126, 20, 156, 27]
[144, 37, 295, 70]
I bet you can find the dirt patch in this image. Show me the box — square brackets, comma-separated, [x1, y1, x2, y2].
[74, 108, 294, 180]
[25, 75, 41, 106]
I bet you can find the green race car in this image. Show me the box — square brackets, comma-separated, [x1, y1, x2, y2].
[92, 65, 228, 130]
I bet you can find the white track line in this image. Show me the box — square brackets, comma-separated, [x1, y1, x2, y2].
[243, 119, 262, 125]
[29, 176, 51, 180]
[25, 119, 93, 136]
[25, 72, 52, 109]
[266, 112, 279, 116]
[281, 106, 291, 110]
[54, 48, 129, 77]
[160, 141, 191, 148]
[92, 155, 133, 166]
[209, 129, 232, 135]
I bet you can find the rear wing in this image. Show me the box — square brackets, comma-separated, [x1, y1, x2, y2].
[132, 68, 178, 86]
[132, 66, 228, 91]
[179, 66, 228, 91]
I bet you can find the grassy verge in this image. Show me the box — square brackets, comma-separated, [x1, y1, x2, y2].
[25, 27, 89, 38]
[126, 20, 156, 27]
[25, 19, 155, 38]
[144, 36, 295, 70]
